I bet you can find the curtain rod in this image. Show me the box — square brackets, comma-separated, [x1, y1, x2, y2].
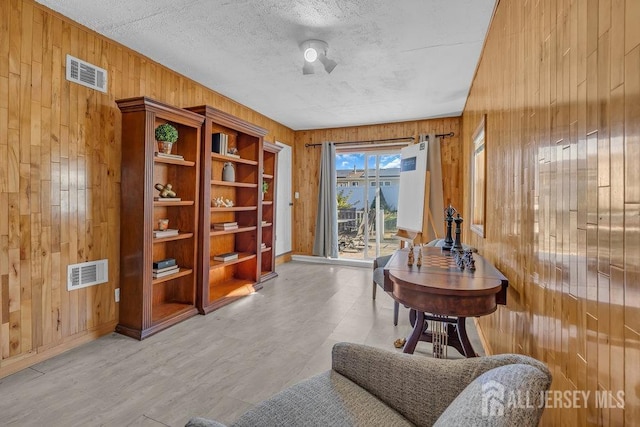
[304, 132, 454, 148]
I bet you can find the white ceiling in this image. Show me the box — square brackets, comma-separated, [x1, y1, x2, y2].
[36, 0, 495, 131]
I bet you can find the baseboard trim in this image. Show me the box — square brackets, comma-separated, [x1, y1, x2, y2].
[275, 252, 292, 265]
[474, 317, 493, 356]
[291, 255, 373, 268]
[0, 320, 118, 379]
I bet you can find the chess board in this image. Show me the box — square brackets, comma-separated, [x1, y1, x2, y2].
[412, 250, 474, 273]
[420, 253, 460, 270]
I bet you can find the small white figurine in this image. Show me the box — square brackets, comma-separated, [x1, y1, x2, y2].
[212, 197, 234, 208]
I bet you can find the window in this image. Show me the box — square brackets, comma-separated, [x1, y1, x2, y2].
[370, 181, 376, 187]
[470, 115, 486, 237]
[384, 181, 391, 186]
[351, 182, 358, 187]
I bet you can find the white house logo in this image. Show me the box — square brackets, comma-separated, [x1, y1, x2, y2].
[482, 380, 506, 416]
[481, 379, 624, 416]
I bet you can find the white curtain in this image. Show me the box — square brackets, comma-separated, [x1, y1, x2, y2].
[312, 142, 338, 257]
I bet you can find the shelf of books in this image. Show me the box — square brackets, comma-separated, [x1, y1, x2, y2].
[116, 97, 203, 340]
[187, 105, 268, 314]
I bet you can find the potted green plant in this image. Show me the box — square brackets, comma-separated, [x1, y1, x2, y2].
[155, 123, 178, 154]
[262, 180, 269, 200]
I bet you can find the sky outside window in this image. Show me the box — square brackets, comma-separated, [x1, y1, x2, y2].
[336, 153, 401, 169]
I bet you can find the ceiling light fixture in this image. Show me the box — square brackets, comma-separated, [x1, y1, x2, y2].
[300, 39, 337, 75]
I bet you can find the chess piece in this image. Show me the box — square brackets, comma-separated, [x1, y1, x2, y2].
[464, 250, 476, 271]
[454, 250, 465, 270]
[443, 205, 456, 251]
[417, 247, 422, 267]
[453, 214, 463, 251]
[407, 245, 415, 266]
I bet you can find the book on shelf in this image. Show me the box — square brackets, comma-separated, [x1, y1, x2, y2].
[213, 226, 239, 231]
[154, 197, 182, 202]
[213, 222, 238, 230]
[154, 152, 184, 160]
[153, 228, 179, 238]
[214, 252, 239, 262]
[153, 258, 176, 269]
[153, 264, 180, 273]
[212, 133, 228, 155]
[152, 266, 180, 278]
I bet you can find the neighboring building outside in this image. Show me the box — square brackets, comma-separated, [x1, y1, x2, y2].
[336, 167, 400, 211]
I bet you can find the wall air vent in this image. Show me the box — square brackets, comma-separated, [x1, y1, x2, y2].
[66, 54, 108, 93]
[67, 259, 109, 291]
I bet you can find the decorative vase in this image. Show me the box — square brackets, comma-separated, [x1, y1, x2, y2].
[159, 141, 174, 154]
[222, 162, 235, 182]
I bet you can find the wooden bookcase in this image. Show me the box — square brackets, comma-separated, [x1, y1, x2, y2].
[186, 105, 268, 314]
[260, 141, 281, 281]
[116, 97, 204, 339]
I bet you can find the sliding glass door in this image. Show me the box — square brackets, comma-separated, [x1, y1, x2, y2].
[336, 150, 401, 260]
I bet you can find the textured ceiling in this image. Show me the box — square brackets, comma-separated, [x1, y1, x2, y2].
[36, 0, 496, 130]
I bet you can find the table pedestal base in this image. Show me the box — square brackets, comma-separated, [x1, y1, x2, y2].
[402, 309, 478, 358]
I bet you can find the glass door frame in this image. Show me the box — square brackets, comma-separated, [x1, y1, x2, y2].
[336, 145, 402, 261]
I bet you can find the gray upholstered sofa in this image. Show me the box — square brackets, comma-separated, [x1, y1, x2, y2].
[186, 342, 552, 427]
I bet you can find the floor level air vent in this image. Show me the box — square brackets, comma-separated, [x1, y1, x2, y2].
[67, 259, 109, 291]
[66, 54, 108, 93]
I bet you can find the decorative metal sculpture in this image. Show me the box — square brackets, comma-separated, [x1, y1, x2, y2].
[154, 183, 177, 198]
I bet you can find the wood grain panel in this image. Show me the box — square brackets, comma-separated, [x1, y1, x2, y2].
[292, 118, 461, 255]
[463, 0, 638, 424]
[0, 0, 294, 378]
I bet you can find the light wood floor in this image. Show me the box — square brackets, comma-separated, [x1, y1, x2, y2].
[0, 262, 484, 427]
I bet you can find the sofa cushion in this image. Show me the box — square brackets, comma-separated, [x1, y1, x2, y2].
[231, 370, 412, 427]
[433, 363, 552, 427]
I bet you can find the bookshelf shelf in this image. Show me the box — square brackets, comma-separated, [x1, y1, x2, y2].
[153, 200, 195, 207]
[211, 153, 258, 166]
[210, 180, 258, 188]
[210, 206, 257, 212]
[209, 226, 256, 236]
[152, 232, 194, 243]
[151, 268, 193, 285]
[210, 252, 256, 270]
[154, 156, 196, 167]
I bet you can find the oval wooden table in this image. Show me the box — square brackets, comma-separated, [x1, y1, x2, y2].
[383, 247, 508, 357]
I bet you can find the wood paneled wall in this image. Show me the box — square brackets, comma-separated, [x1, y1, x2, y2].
[462, 0, 639, 424]
[0, 0, 294, 378]
[293, 118, 461, 255]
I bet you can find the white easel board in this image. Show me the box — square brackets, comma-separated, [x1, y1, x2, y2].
[396, 142, 428, 233]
